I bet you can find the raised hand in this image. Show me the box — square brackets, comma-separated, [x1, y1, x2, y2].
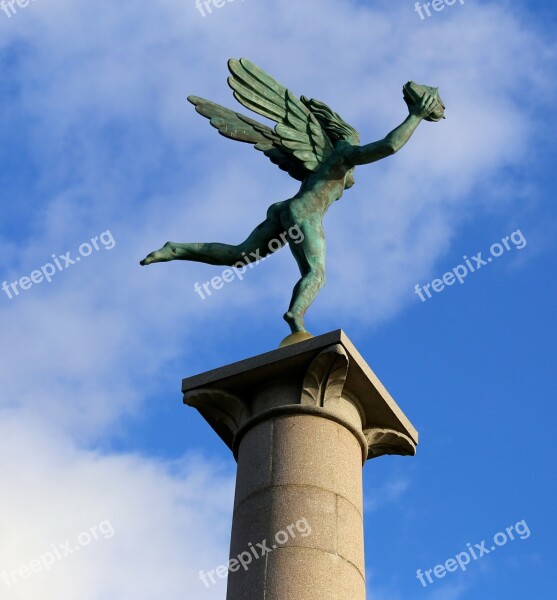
[409, 93, 438, 120]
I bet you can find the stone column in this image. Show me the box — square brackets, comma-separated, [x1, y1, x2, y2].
[183, 330, 418, 600]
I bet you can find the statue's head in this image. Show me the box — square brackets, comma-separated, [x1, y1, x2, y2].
[300, 96, 361, 145]
[403, 82, 445, 121]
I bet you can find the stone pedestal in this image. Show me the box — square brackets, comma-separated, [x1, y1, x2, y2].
[183, 330, 418, 600]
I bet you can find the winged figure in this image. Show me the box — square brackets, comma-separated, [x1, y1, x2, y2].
[140, 58, 445, 342]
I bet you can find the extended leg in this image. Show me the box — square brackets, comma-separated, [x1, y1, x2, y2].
[140, 211, 285, 267]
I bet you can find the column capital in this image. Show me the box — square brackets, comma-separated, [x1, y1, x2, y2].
[182, 330, 418, 463]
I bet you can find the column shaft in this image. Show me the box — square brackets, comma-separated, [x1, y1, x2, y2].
[227, 413, 366, 600]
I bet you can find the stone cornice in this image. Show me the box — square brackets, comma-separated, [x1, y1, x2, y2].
[183, 330, 418, 463]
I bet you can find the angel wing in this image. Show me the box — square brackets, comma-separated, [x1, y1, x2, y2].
[187, 58, 336, 181]
[188, 95, 308, 181]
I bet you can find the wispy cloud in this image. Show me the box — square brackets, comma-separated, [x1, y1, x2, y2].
[365, 477, 411, 513]
[429, 580, 469, 600]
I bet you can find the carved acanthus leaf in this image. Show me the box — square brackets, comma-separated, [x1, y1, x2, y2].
[300, 344, 349, 407]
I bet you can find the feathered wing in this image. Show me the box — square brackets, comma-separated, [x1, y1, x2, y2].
[187, 59, 336, 181]
[188, 96, 308, 181]
[227, 58, 334, 172]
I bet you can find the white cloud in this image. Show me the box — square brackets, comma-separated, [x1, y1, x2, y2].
[0, 416, 235, 600]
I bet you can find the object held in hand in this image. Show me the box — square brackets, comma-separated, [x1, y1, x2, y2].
[403, 81, 446, 121]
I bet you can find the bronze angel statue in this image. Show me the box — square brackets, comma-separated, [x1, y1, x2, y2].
[141, 58, 445, 344]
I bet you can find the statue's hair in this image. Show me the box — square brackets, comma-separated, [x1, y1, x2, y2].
[301, 96, 360, 145]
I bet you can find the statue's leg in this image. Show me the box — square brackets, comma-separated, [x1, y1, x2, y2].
[282, 212, 326, 334]
[140, 204, 286, 267]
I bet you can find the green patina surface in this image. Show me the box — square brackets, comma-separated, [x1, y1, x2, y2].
[141, 59, 445, 334]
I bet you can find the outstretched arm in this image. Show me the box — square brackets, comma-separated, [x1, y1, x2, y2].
[344, 94, 438, 166]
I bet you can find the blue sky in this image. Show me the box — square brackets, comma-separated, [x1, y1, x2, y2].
[0, 0, 556, 598]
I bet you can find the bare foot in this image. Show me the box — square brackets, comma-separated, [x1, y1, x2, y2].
[140, 242, 175, 266]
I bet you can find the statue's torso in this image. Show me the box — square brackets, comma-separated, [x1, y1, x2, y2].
[290, 153, 351, 217]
